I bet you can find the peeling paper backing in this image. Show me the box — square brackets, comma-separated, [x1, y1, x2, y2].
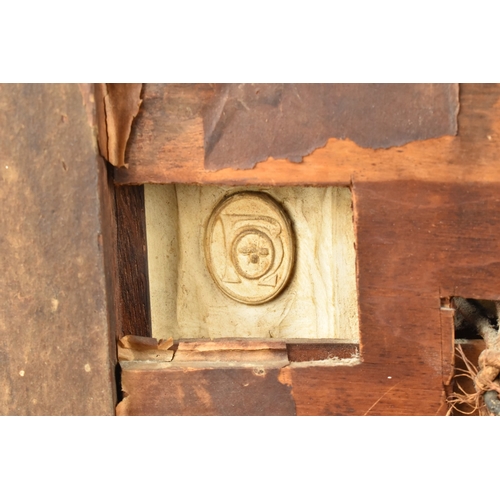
[203, 84, 460, 171]
[95, 83, 143, 168]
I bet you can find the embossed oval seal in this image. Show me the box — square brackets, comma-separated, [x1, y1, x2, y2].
[205, 191, 295, 305]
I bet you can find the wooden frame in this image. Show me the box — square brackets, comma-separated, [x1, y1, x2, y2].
[112, 84, 500, 415]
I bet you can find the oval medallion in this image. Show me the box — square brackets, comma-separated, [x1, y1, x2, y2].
[205, 191, 295, 305]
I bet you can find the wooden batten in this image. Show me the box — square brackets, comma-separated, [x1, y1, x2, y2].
[0, 84, 118, 415]
[173, 339, 288, 364]
[115, 185, 152, 338]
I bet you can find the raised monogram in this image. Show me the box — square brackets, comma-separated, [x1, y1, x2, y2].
[205, 192, 295, 304]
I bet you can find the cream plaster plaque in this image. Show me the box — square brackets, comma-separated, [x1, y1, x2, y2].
[205, 192, 295, 305]
[145, 184, 359, 341]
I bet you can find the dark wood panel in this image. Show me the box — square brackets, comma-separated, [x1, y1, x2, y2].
[118, 364, 296, 416]
[0, 84, 117, 415]
[354, 180, 500, 369]
[123, 83, 213, 179]
[285, 363, 447, 416]
[115, 184, 151, 338]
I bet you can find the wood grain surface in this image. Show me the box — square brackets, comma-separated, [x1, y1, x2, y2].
[0, 84, 117, 415]
[116, 83, 458, 178]
[117, 364, 296, 416]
